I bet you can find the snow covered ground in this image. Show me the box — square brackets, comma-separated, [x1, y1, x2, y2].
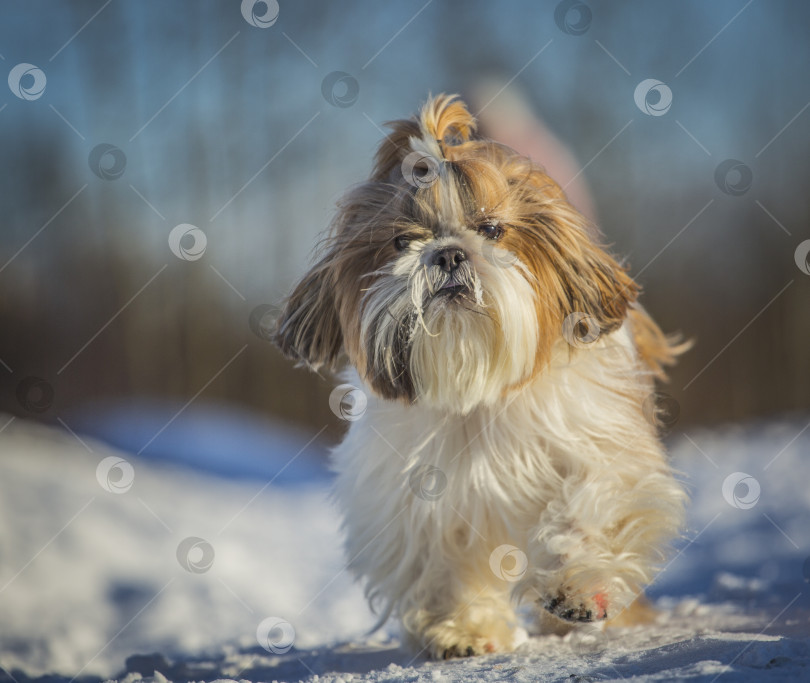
[1, 408, 808, 682]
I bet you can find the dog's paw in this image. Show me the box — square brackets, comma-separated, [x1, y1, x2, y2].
[543, 591, 608, 623]
[422, 621, 511, 659]
[437, 641, 494, 660]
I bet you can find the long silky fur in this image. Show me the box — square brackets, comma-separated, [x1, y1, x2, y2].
[274, 94, 689, 658]
[334, 327, 686, 655]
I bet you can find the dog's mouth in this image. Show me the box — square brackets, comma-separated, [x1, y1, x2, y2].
[434, 276, 471, 299]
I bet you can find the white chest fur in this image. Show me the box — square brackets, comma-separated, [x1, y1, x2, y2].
[331, 327, 686, 643]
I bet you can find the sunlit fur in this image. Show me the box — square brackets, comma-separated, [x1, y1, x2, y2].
[274, 94, 688, 658]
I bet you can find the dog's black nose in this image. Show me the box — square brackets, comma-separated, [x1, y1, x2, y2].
[432, 246, 467, 273]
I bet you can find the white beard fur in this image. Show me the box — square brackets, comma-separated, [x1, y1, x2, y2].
[361, 234, 540, 414]
[332, 323, 687, 659]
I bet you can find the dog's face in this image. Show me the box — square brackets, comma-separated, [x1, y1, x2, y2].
[275, 95, 638, 413]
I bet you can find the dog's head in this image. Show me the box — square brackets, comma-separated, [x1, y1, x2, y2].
[274, 94, 637, 413]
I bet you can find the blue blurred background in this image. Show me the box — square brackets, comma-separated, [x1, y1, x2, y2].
[0, 0, 808, 455]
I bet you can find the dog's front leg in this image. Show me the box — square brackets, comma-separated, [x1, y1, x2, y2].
[519, 463, 686, 625]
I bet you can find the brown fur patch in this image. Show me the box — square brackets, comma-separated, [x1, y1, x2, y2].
[274, 93, 684, 401]
[629, 307, 693, 380]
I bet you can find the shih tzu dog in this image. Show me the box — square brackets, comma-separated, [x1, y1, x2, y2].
[274, 94, 688, 658]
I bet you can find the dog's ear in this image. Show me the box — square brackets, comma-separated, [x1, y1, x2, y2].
[569, 243, 639, 336]
[372, 117, 422, 182]
[506, 166, 639, 340]
[542, 212, 639, 337]
[273, 257, 343, 370]
[525, 168, 638, 336]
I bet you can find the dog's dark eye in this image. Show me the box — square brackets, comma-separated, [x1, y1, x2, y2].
[394, 235, 412, 251]
[477, 223, 504, 240]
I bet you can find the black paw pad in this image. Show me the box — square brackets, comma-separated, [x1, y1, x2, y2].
[441, 645, 477, 659]
[544, 594, 606, 623]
